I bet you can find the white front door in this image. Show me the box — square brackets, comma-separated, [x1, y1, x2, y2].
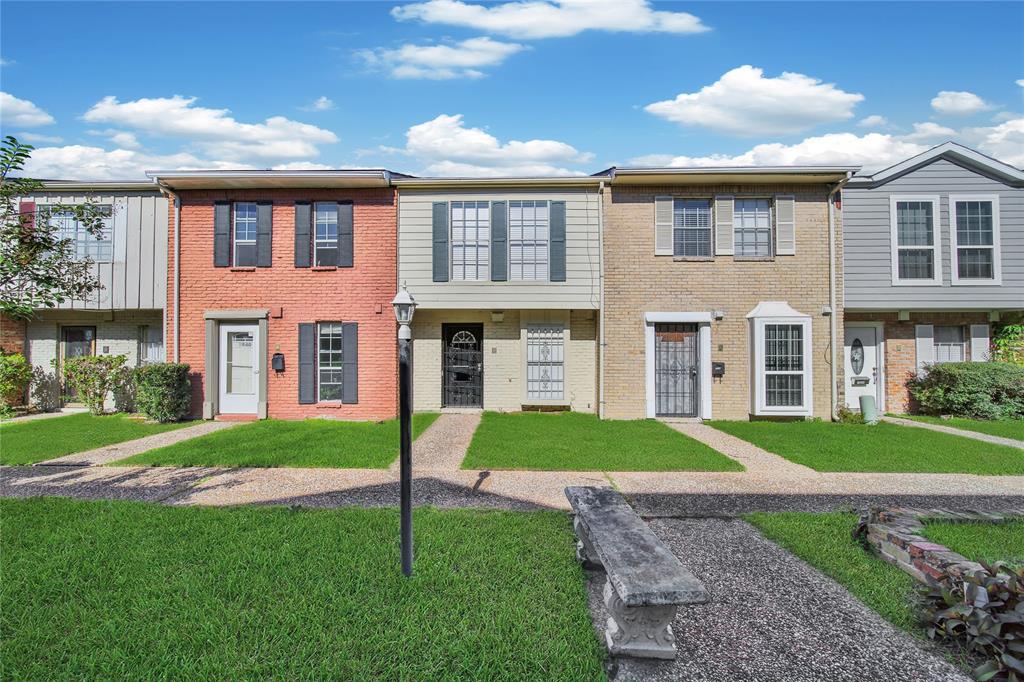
[844, 326, 880, 410]
[219, 323, 259, 414]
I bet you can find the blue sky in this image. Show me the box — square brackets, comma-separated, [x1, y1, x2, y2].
[1, 1, 1021, 179]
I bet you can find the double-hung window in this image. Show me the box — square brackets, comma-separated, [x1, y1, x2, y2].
[314, 202, 339, 266]
[137, 325, 165, 365]
[933, 325, 966, 363]
[674, 199, 711, 257]
[890, 196, 941, 285]
[317, 322, 344, 401]
[47, 205, 114, 262]
[451, 201, 489, 281]
[509, 200, 549, 280]
[950, 196, 1000, 284]
[526, 325, 564, 401]
[733, 199, 772, 257]
[233, 202, 258, 267]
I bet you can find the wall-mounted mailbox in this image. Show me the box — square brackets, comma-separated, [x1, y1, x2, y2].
[271, 353, 285, 372]
[712, 362, 725, 377]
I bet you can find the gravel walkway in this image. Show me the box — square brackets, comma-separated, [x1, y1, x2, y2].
[390, 412, 480, 472]
[3, 408, 87, 423]
[665, 422, 814, 477]
[591, 517, 968, 682]
[37, 420, 238, 466]
[883, 415, 1024, 450]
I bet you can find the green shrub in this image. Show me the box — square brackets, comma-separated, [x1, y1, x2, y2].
[0, 350, 33, 418]
[61, 355, 130, 415]
[908, 362, 1024, 420]
[921, 562, 1024, 682]
[992, 323, 1024, 367]
[133, 363, 192, 423]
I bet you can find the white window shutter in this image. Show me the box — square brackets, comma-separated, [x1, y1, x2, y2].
[775, 195, 796, 255]
[915, 325, 935, 374]
[654, 196, 673, 255]
[970, 324, 990, 362]
[714, 195, 734, 255]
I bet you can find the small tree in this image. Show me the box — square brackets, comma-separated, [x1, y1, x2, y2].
[61, 355, 130, 415]
[0, 136, 107, 320]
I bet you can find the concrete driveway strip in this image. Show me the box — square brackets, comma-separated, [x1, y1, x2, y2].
[37, 420, 238, 466]
[593, 517, 968, 682]
[665, 422, 815, 477]
[390, 412, 480, 472]
[883, 415, 1024, 450]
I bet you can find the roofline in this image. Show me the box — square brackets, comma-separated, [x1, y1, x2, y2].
[608, 165, 860, 176]
[36, 180, 160, 191]
[391, 175, 605, 188]
[146, 169, 393, 190]
[846, 141, 1024, 188]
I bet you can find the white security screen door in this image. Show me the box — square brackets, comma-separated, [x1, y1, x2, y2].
[219, 323, 259, 414]
[844, 326, 879, 410]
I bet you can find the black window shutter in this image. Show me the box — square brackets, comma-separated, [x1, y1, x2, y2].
[256, 201, 273, 267]
[341, 322, 358, 404]
[213, 201, 231, 267]
[550, 200, 566, 282]
[298, 323, 316, 404]
[294, 201, 311, 268]
[490, 200, 507, 281]
[432, 202, 449, 282]
[338, 201, 354, 267]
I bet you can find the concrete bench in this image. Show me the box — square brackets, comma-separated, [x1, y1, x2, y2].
[566, 486, 709, 660]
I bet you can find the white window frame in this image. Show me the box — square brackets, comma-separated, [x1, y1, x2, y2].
[673, 198, 713, 258]
[314, 201, 339, 267]
[508, 200, 550, 281]
[317, 322, 344, 402]
[233, 201, 258, 267]
[733, 198, 773, 258]
[137, 325, 165, 366]
[525, 324, 565, 402]
[949, 194, 1001, 286]
[450, 200, 490, 281]
[890, 195, 942, 286]
[748, 303, 812, 417]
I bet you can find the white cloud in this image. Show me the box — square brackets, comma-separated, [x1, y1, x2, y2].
[17, 132, 63, 144]
[22, 145, 240, 181]
[992, 111, 1021, 123]
[930, 90, 993, 116]
[272, 161, 334, 170]
[0, 57, 12, 67]
[358, 37, 525, 79]
[301, 96, 335, 112]
[959, 117, 1024, 168]
[0, 92, 55, 127]
[82, 95, 338, 163]
[902, 121, 957, 143]
[857, 115, 889, 128]
[393, 113, 592, 175]
[644, 66, 864, 136]
[1017, 79, 1024, 88]
[392, 0, 709, 39]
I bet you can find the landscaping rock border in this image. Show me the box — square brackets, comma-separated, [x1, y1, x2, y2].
[863, 507, 1024, 583]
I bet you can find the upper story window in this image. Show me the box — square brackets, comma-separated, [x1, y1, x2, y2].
[45, 205, 114, 262]
[509, 200, 549, 280]
[451, 201, 489, 281]
[950, 196, 1000, 285]
[233, 202, 258, 267]
[314, 202, 339, 267]
[733, 199, 772, 257]
[890, 196, 941, 285]
[674, 199, 711, 258]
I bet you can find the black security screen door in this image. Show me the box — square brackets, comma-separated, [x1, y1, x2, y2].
[443, 323, 483, 408]
[655, 323, 698, 417]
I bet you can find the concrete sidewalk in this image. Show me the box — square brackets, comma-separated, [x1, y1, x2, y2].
[883, 415, 1024, 450]
[38, 421, 238, 466]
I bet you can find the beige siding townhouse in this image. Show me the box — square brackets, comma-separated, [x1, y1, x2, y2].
[600, 166, 856, 421]
[395, 177, 602, 413]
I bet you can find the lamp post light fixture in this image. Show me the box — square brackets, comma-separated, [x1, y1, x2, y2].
[391, 285, 417, 576]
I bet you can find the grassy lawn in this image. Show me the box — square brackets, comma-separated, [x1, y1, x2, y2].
[1, 498, 604, 680]
[898, 414, 1024, 442]
[923, 520, 1024, 566]
[0, 412, 194, 466]
[462, 411, 743, 472]
[745, 512, 920, 632]
[708, 420, 1024, 475]
[114, 413, 440, 468]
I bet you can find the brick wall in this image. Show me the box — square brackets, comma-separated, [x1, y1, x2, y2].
[167, 189, 398, 420]
[602, 184, 844, 420]
[0, 314, 26, 354]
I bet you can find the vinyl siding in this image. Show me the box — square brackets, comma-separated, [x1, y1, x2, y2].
[398, 188, 601, 309]
[20, 191, 169, 311]
[843, 158, 1023, 310]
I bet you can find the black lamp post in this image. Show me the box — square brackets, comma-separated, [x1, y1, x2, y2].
[391, 284, 417, 577]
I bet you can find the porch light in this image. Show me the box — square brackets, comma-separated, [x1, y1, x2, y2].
[391, 284, 417, 327]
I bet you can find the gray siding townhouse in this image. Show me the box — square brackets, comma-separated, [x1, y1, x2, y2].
[842, 142, 1024, 413]
[15, 182, 168, 409]
[395, 177, 602, 413]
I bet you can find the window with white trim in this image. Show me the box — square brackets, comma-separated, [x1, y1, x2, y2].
[674, 199, 711, 257]
[748, 303, 812, 416]
[46, 205, 114, 262]
[451, 201, 489, 281]
[526, 325, 564, 401]
[763, 324, 805, 407]
[233, 202, 258, 267]
[891, 197, 940, 284]
[318, 322, 344, 401]
[933, 325, 966, 363]
[314, 202, 338, 267]
[509, 200, 549, 280]
[138, 325, 164, 365]
[951, 198, 998, 282]
[733, 199, 771, 257]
